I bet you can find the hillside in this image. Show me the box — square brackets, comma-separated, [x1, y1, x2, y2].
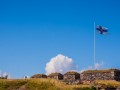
[0, 79, 120, 90]
[0, 78, 93, 90]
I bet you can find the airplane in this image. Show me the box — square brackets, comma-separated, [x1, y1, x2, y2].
[96, 25, 108, 34]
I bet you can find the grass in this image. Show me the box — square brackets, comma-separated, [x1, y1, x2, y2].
[93, 80, 120, 88]
[0, 79, 95, 90]
[82, 69, 119, 73]
[64, 71, 79, 75]
[0, 79, 28, 90]
[31, 74, 47, 78]
[0, 79, 120, 90]
[48, 72, 63, 76]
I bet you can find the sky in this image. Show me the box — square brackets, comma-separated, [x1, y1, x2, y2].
[0, 0, 120, 78]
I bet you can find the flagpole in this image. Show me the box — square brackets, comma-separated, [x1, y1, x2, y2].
[94, 22, 96, 69]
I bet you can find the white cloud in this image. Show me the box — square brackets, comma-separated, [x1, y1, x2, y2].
[0, 70, 9, 78]
[94, 62, 104, 69]
[45, 54, 77, 75]
[80, 62, 104, 73]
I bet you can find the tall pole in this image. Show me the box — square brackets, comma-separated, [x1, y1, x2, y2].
[94, 22, 96, 69]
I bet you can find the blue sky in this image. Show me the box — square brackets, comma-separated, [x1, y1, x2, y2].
[0, 0, 120, 78]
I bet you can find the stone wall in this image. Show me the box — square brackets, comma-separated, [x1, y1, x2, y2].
[63, 71, 80, 84]
[47, 73, 63, 80]
[31, 69, 120, 85]
[47, 75, 59, 80]
[80, 69, 120, 84]
[114, 70, 120, 81]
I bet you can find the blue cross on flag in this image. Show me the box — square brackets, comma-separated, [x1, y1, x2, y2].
[96, 25, 108, 34]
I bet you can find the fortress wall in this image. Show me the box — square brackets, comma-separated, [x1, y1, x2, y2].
[63, 71, 80, 84]
[81, 72, 114, 82]
[80, 69, 120, 84]
[114, 70, 120, 81]
[31, 69, 120, 84]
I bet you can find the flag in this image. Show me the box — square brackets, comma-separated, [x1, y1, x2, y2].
[96, 25, 108, 34]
